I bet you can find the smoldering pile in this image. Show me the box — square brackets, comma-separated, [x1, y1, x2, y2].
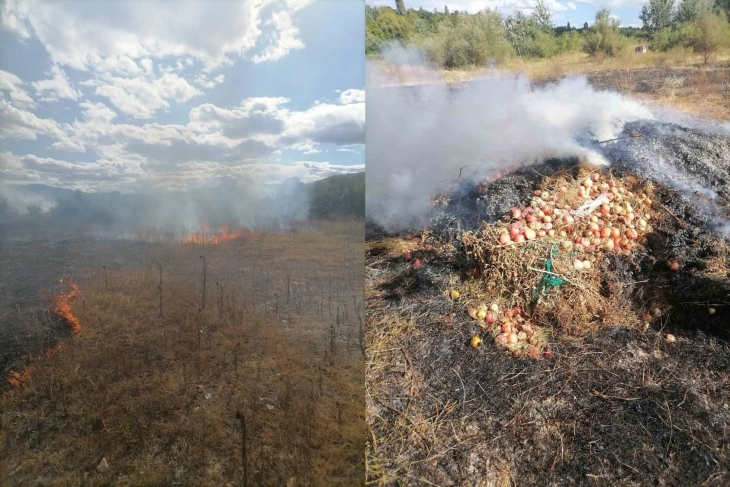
[370, 119, 730, 357]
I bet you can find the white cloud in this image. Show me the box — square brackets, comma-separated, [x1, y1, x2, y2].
[99, 55, 140, 75]
[91, 72, 202, 119]
[251, 11, 305, 63]
[0, 86, 364, 191]
[290, 141, 320, 154]
[339, 89, 365, 105]
[193, 73, 226, 89]
[79, 101, 118, 123]
[1, 0, 313, 71]
[0, 152, 136, 189]
[284, 101, 366, 146]
[32, 65, 80, 101]
[140, 57, 154, 74]
[0, 69, 35, 109]
[0, 99, 81, 149]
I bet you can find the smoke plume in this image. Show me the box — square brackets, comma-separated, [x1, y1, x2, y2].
[366, 58, 656, 229]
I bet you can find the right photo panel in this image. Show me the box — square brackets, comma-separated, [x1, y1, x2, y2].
[365, 0, 730, 485]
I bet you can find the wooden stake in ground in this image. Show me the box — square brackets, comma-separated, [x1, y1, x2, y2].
[236, 410, 248, 487]
[200, 255, 206, 311]
[158, 264, 163, 317]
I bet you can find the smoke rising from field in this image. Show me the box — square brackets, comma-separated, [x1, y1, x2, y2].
[0, 176, 313, 235]
[366, 57, 657, 229]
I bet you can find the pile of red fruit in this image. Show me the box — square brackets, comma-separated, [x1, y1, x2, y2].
[496, 171, 655, 270]
[469, 303, 552, 359]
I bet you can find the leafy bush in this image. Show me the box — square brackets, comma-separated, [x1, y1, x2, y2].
[583, 9, 630, 57]
[556, 30, 584, 53]
[423, 10, 515, 68]
[366, 6, 413, 55]
[652, 25, 687, 50]
[690, 10, 730, 62]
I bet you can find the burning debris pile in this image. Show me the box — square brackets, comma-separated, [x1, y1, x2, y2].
[368, 118, 730, 365]
[366, 119, 730, 484]
[456, 168, 661, 357]
[404, 119, 730, 350]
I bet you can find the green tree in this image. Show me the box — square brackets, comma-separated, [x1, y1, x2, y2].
[675, 0, 700, 22]
[691, 10, 730, 63]
[716, 0, 730, 16]
[425, 8, 514, 67]
[584, 9, 628, 56]
[505, 10, 537, 55]
[365, 7, 414, 54]
[641, 0, 676, 30]
[583, 21, 589, 29]
[444, 5, 449, 14]
[395, 0, 406, 16]
[533, 0, 554, 31]
[505, 1, 558, 58]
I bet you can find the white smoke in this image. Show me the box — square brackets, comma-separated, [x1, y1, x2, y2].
[366, 59, 655, 229]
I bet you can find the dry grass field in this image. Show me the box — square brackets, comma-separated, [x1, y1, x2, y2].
[0, 219, 365, 486]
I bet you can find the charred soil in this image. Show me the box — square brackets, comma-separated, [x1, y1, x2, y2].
[366, 122, 730, 485]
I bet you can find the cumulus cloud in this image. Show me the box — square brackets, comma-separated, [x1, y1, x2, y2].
[0, 69, 35, 109]
[86, 72, 202, 119]
[32, 65, 80, 101]
[285, 102, 366, 146]
[1, 0, 312, 71]
[0, 1, 362, 195]
[0, 152, 134, 189]
[193, 73, 225, 89]
[0, 99, 83, 151]
[339, 89, 365, 105]
[251, 11, 305, 63]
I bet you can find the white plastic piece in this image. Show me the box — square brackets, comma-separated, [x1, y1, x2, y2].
[572, 193, 610, 218]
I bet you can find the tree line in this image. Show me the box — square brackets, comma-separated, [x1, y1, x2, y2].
[366, 0, 730, 66]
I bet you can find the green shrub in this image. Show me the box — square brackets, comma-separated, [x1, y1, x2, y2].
[366, 7, 414, 55]
[556, 30, 584, 53]
[422, 9, 515, 67]
[583, 9, 630, 56]
[690, 10, 730, 63]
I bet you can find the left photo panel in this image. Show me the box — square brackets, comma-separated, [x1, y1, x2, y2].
[0, 0, 366, 485]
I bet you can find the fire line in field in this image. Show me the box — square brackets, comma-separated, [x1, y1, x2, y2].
[183, 223, 252, 244]
[53, 283, 81, 334]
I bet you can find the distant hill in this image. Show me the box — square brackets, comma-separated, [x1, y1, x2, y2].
[309, 172, 365, 219]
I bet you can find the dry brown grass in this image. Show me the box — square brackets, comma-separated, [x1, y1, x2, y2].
[1, 220, 365, 486]
[512, 50, 730, 121]
[365, 168, 730, 485]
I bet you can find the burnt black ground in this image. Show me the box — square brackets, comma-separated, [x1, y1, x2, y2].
[366, 120, 730, 485]
[0, 217, 155, 374]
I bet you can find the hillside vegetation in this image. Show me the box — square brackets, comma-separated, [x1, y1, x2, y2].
[367, 0, 730, 67]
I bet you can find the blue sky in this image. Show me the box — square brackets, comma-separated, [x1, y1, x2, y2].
[0, 0, 365, 193]
[367, 0, 646, 29]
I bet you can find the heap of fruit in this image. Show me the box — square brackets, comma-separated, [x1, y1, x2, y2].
[496, 171, 655, 270]
[467, 302, 552, 359]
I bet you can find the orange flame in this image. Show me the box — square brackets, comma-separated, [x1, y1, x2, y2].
[7, 369, 28, 388]
[53, 283, 81, 334]
[183, 223, 251, 244]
